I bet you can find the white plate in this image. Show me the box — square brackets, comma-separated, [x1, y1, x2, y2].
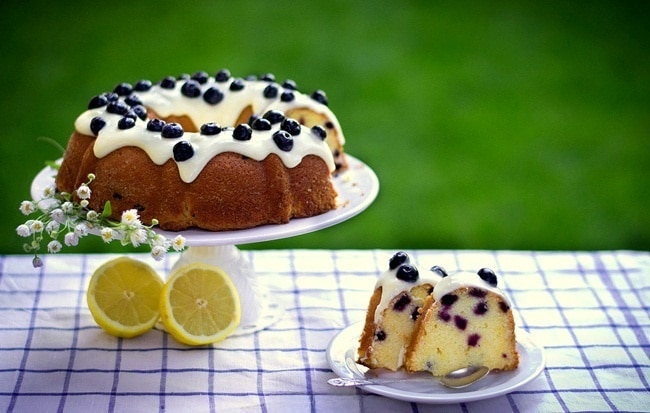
[326, 321, 545, 404]
[31, 154, 379, 246]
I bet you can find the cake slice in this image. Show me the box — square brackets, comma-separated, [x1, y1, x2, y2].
[357, 252, 441, 371]
[404, 268, 519, 376]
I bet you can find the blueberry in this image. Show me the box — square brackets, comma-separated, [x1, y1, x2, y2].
[454, 315, 468, 330]
[161, 123, 184, 139]
[499, 301, 510, 313]
[147, 118, 166, 132]
[229, 78, 245, 91]
[310, 90, 328, 106]
[392, 294, 411, 312]
[103, 92, 119, 102]
[200, 123, 222, 136]
[474, 302, 488, 315]
[173, 141, 194, 162]
[134, 79, 152, 91]
[477, 268, 498, 287]
[272, 130, 293, 151]
[468, 334, 481, 347]
[251, 118, 272, 131]
[118, 117, 136, 130]
[375, 330, 386, 341]
[438, 310, 451, 322]
[281, 118, 301, 136]
[282, 79, 298, 90]
[124, 94, 143, 107]
[247, 115, 260, 126]
[181, 80, 202, 98]
[396, 264, 419, 283]
[90, 117, 106, 136]
[311, 125, 327, 140]
[191, 71, 209, 84]
[160, 76, 176, 89]
[233, 123, 252, 141]
[280, 90, 295, 102]
[106, 101, 130, 116]
[131, 105, 148, 120]
[260, 73, 275, 82]
[88, 95, 108, 109]
[113, 82, 132, 96]
[389, 251, 409, 270]
[469, 288, 487, 298]
[215, 69, 230, 82]
[203, 87, 224, 105]
[440, 294, 458, 307]
[123, 109, 137, 121]
[430, 265, 448, 277]
[263, 84, 278, 98]
[263, 110, 285, 124]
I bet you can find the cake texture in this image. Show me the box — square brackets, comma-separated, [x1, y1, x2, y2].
[404, 268, 519, 376]
[55, 69, 346, 231]
[358, 252, 519, 377]
[357, 252, 440, 371]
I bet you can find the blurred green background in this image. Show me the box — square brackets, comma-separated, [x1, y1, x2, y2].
[1, 0, 648, 255]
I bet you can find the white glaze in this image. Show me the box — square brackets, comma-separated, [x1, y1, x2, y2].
[373, 263, 511, 323]
[373, 260, 440, 322]
[74, 75, 343, 183]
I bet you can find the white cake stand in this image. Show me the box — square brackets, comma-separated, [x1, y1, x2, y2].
[31, 155, 379, 336]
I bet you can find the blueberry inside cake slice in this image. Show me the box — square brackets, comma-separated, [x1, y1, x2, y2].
[404, 268, 519, 376]
[357, 252, 441, 371]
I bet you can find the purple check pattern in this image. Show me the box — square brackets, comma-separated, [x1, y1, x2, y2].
[0, 250, 648, 412]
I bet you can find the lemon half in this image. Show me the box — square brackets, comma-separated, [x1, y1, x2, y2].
[159, 263, 241, 345]
[87, 257, 163, 338]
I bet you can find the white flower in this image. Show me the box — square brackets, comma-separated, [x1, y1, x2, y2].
[74, 223, 88, 237]
[76, 184, 92, 200]
[151, 245, 167, 261]
[19, 201, 35, 215]
[16, 224, 31, 237]
[42, 184, 56, 198]
[64, 232, 79, 247]
[30, 220, 45, 233]
[100, 227, 114, 243]
[151, 234, 168, 247]
[121, 209, 141, 226]
[129, 228, 147, 248]
[45, 221, 60, 235]
[80, 200, 89, 208]
[61, 201, 74, 214]
[172, 235, 186, 251]
[47, 240, 62, 253]
[86, 210, 99, 221]
[50, 208, 65, 223]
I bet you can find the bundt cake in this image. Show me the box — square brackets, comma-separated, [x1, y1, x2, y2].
[357, 252, 519, 377]
[404, 268, 519, 376]
[357, 252, 441, 371]
[55, 69, 346, 232]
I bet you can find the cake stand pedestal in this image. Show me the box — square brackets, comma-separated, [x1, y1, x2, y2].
[31, 155, 379, 336]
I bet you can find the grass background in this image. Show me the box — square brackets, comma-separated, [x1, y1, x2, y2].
[1, 0, 648, 255]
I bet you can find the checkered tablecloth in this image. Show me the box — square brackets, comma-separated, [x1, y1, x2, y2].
[0, 250, 648, 412]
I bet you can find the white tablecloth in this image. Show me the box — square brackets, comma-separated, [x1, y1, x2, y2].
[1, 250, 648, 412]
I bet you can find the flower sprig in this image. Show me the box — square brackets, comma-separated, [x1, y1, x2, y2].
[17, 172, 186, 268]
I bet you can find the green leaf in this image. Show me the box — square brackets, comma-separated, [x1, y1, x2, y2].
[101, 201, 112, 218]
